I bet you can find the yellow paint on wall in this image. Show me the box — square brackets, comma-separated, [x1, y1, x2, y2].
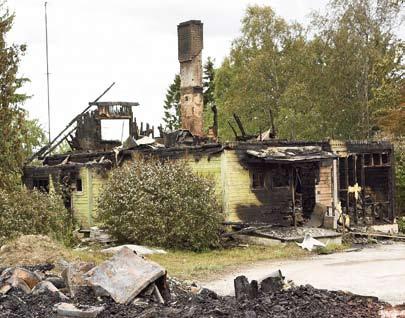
[71, 167, 106, 228]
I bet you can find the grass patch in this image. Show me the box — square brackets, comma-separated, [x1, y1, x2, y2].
[148, 243, 310, 281]
[0, 235, 109, 273]
[315, 243, 349, 255]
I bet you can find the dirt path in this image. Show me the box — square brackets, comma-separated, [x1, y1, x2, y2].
[202, 243, 405, 305]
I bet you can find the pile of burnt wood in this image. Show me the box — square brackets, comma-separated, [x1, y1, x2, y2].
[0, 250, 392, 318]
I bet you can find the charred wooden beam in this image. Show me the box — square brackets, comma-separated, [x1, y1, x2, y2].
[28, 82, 116, 162]
[228, 121, 238, 139]
[233, 113, 247, 137]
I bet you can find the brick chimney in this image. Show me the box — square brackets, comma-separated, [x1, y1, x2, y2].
[177, 20, 204, 136]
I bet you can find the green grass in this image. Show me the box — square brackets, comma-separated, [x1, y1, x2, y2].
[148, 244, 310, 281]
[315, 243, 350, 255]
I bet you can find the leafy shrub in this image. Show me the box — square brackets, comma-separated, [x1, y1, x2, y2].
[97, 157, 223, 250]
[0, 188, 71, 246]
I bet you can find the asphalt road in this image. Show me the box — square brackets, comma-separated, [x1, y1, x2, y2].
[202, 243, 405, 305]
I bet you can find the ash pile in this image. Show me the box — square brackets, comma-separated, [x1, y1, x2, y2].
[0, 247, 388, 318]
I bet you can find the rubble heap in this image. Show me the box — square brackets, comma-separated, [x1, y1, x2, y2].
[0, 247, 392, 318]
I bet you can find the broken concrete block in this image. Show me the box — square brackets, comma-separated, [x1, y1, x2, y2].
[8, 276, 31, 293]
[46, 276, 66, 289]
[86, 246, 165, 304]
[55, 302, 104, 318]
[32, 281, 69, 301]
[61, 262, 95, 297]
[0, 284, 11, 295]
[8, 268, 41, 290]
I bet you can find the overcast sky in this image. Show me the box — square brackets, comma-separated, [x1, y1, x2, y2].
[8, 0, 330, 139]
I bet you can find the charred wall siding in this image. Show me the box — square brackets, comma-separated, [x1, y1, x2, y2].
[221, 150, 291, 224]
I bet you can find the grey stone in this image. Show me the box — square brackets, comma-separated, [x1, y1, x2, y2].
[61, 262, 95, 297]
[32, 281, 69, 301]
[55, 302, 104, 318]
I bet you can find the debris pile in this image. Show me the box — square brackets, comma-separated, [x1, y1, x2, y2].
[0, 247, 394, 318]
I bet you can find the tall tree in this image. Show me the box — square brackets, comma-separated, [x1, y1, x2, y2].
[310, 0, 404, 139]
[0, 4, 44, 190]
[215, 6, 317, 140]
[162, 74, 181, 131]
[214, 2, 404, 141]
[203, 57, 216, 108]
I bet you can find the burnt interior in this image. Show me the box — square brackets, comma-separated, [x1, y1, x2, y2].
[337, 143, 395, 225]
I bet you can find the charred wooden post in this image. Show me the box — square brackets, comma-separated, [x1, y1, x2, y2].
[211, 104, 218, 138]
[233, 113, 247, 137]
[353, 154, 358, 224]
[360, 154, 366, 221]
[228, 121, 238, 139]
[234, 276, 258, 301]
[389, 148, 396, 221]
[344, 157, 349, 232]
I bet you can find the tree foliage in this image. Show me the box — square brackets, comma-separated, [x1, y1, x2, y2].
[203, 57, 216, 108]
[162, 74, 181, 131]
[97, 157, 223, 250]
[0, 4, 45, 190]
[214, 1, 404, 140]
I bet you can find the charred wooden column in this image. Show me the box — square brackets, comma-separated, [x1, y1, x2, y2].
[353, 155, 358, 224]
[360, 154, 366, 221]
[389, 146, 396, 221]
[177, 20, 204, 136]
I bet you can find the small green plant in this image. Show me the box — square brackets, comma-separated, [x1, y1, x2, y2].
[316, 243, 347, 255]
[97, 157, 223, 251]
[0, 188, 71, 246]
[397, 217, 405, 234]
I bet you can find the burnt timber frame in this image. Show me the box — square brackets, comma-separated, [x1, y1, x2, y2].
[337, 141, 395, 225]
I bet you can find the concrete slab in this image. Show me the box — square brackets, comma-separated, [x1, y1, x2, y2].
[86, 246, 165, 304]
[202, 243, 405, 305]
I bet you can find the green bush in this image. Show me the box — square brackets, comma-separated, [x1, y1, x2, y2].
[0, 188, 71, 246]
[97, 157, 223, 250]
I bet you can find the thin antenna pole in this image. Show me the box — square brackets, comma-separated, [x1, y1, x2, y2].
[45, 2, 51, 142]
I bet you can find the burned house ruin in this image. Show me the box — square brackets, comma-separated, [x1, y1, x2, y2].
[23, 20, 397, 232]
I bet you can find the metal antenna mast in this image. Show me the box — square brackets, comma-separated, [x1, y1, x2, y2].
[45, 2, 51, 142]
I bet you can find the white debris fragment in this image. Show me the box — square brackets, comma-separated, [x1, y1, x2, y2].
[297, 233, 326, 251]
[101, 244, 166, 256]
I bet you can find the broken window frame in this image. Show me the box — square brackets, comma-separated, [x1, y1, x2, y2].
[76, 178, 83, 192]
[250, 171, 265, 191]
[271, 166, 290, 188]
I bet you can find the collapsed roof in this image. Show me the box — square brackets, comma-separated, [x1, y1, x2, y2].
[246, 146, 336, 163]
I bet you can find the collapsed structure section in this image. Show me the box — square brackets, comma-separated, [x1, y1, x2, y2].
[177, 20, 204, 136]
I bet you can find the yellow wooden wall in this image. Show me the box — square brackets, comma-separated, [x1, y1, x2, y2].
[70, 150, 331, 227]
[71, 167, 106, 228]
[187, 154, 223, 199]
[220, 150, 290, 223]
